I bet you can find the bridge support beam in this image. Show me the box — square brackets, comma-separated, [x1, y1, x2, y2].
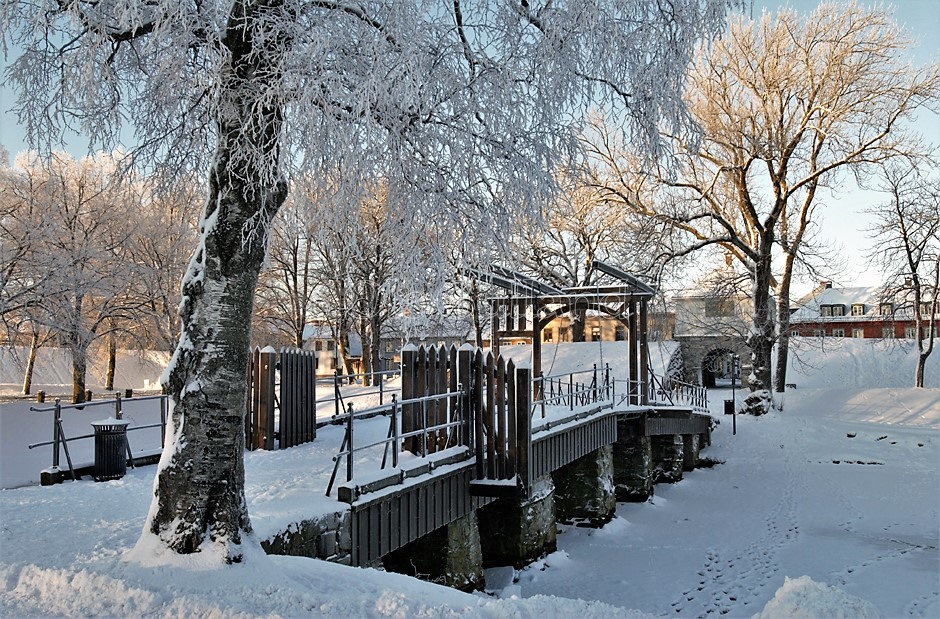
[381, 512, 484, 591]
[552, 445, 616, 526]
[651, 434, 685, 483]
[478, 475, 556, 568]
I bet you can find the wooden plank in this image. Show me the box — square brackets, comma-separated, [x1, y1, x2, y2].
[401, 345, 417, 453]
[485, 353, 496, 479]
[515, 366, 531, 492]
[473, 349, 485, 478]
[629, 301, 639, 405]
[495, 356, 506, 479]
[506, 361, 517, 479]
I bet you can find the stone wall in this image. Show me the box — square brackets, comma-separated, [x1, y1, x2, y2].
[262, 510, 352, 565]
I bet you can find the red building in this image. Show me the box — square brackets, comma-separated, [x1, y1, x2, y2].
[789, 282, 936, 339]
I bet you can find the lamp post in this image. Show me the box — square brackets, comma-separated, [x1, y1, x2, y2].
[731, 353, 740, 435]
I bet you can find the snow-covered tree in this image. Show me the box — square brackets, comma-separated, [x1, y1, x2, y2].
[1, 0, 732, 561]
[2, 151, 142, 402]
[590, 3, 939, 413]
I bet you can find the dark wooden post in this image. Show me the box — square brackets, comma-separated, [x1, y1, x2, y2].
[515, 365, 531, 493]
[491, 300, 501, 358]
[532, 297, 542, 401]
[473, 348, 485, 478]
[628, 301, 639, 405]
[401, 344, 418, 454]
[639, 300, 649, 405]
[457, 344, 473, 448]
[506, 359, 517, 479]
[248, 347, 277, 450]
[485, 351, 496, 479]
[495, 355, 507, 479]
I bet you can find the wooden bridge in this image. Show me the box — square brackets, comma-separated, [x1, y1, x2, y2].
[309, 343, 711, 569]
[248, 264, 714, 582]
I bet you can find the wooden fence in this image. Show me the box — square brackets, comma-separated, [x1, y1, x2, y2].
[399, 344, 531, 496]
[246, 347, 318, 450]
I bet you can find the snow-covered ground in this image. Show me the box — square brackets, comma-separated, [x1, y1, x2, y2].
[1, 340, 937, 617]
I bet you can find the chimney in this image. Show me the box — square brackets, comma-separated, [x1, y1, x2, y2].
[818, 280, 832, 290]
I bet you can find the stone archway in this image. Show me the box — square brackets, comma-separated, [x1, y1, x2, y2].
[673, 335, 749, 386]
[701, 348, 734, 388]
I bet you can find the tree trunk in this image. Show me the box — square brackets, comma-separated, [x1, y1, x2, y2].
[70, 340, 88, 404]
[773, 252, 796, 393]
[470, 280, 483, 349]
[570, 304, 587, 342]
[745, 240, 775, 415]
[22, 331, 39, 395]
[141, 0, 288, 562]
[106, 333, 116, 391]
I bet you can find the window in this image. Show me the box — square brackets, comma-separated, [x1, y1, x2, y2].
[851, 304, 866, 316]
[831, 305, 846, 317]
[821, 306, 832, 317]
[590, 326, 601, 341]
[314, 340, 323, 351]
[705, 298, 734, 317]
[812, 329, 824, 337]
[790, 330, 799, 337]
[615, 326, 626, 341]
[559, 327, 570, 342]
[852, 328, 864, 338]
[879, 303, 893, 315]
[327, 340, 335, 351]
[543, 328, 553, 343]
[905, 326, 918, 339]
[921, 302, 935, 316]
[882, 327, 895, 339]
[832, 328, 845, 337]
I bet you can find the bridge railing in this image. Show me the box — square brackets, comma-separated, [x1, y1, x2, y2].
[325, 389, 464, 497]
[533, 365, 611, 419]
[646, 373, 709, 410]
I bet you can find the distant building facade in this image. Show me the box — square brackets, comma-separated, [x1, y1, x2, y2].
[789, 281, 937, 340]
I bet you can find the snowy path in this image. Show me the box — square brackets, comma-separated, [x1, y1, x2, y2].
[514, 388, 940, 618]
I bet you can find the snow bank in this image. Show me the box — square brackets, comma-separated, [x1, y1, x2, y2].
[786, 338, 939, 389]
[755, 575, 883, 619]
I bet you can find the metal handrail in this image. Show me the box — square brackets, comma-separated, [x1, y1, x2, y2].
[27, 393, 169, 482]
[325, 389, 465, 497]
[532, 364, 612, 418]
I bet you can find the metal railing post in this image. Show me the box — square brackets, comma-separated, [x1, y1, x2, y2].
[114, 391, 123, 420]
[391, 394, 399, 468]
[159, 395, 167, 446]
[345, 403, 354, 482]
[334, 370, 341, 419]
[52, 398, 61, 470]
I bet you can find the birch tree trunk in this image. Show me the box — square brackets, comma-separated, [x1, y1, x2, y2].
[22, 331, 39, 396]
[144, 0, 288, 561]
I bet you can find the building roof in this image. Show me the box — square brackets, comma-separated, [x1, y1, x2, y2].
[790, 285, 892, 322]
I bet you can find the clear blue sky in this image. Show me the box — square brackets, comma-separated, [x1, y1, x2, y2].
[1, 1, 938, 292]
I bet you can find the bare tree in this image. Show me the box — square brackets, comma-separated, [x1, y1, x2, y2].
[255, 191, 320, 348]
[590, 4, 940, 413]
[867, 163, 940, 387]
[2, 0, 732, 561]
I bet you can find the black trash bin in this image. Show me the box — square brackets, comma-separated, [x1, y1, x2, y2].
[91, 419, 130, 481]
[724, 399, 734, 415]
